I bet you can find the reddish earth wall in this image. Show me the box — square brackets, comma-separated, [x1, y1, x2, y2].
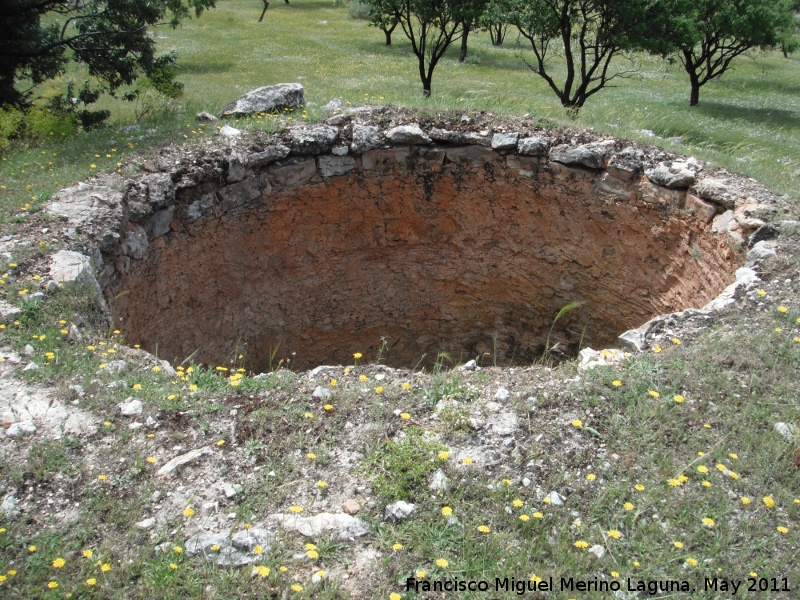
[106, 136, 741, 370]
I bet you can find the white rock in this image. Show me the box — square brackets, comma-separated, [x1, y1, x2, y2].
[494, 388, 510, 401]
[157, 446, 213, 477]
[774, 422, 797, 440]
[271, 512, 370, 539]
[136, 517, 156, 530]
[23, 362, 39, 371]
[119, 398, 143, 416]
[222, 483, 241, 498]
[6, 420, 37, 437]
[385, 125, 431, 145]
[459, 359, 477, 371]
[588, 544, 606, 559]
[545, 491, 564, 506]
[384, 500, 416, 522]
[2, 494, 20, 520]
[312, 386, 332, 400]
[428, 469, 449, 492]
[219, 125, 241, 138]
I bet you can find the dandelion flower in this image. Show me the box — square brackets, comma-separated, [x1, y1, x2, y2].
[697, 465, 708, 474]
[48, 581, 58, 589]
[183, 507, 195, 518]
[462, 457, 474, 465]
[673, 541, 684, 549]
[607, 530, 622, 539]
[169, 563, 178, 570]
[623, 502, 634, 511]
[533, 512, 543, 519]
[612, 380, 622, 387]
[587, 473, 596, 481]
[686, 558, 698, 567]
[674, 395, 685, 403]
[778, 306, 788, 313]
[702, 481, 712, 487]
[435, 558, 449, 568]
[211, 545, 220, 552]
[611, 571, 620, 578]
[400, 413, 411, 420]
[132, 383, 142, 390]
[82, 549, 93, 558]
[52, 558, 65, 568]
[353, 352, 362, 360]
[173, 546, 182, 553]
[572, 419, 583, 427]
[392, 543, 403, 550]
[324, 404, 334, 411]
[98, 474, 107, 481]
[256, 565, 270, 577]
[402, 382, 411, 390]
[635, 483, 645, 491]
[702, 517, 715, 527]
[756, 289, 766, 296]
[477, 525, 491, 533]
[438, 451, 449, 460]
[519, 514, 530, 521]
[305, 412, 313, 418]
[316, 480, 327, 489]
[147, 457, 156, 464]
[359, 375, 368, 382]
[441, 506, 453, 516]
[573, 541, 589, 549]
[741, 497, 751, 505]
[217, 440, 225, 446]
[330, 379, 337, 386]
[763, 496, 775, 508]
[671, 337, 681, 345]
[254, 545, 263, 554]
[648, 390, 660, 398]
[86, 578, 97, 585]
[777, 526, 789, 534]
[375, 386, 383, 394]
[289, 505, 303, 513]
[653, 346, 662, 353]
[390, 594, 401, 600]
[512, 499, 524, 508]
[668, 478, 682, 487]
[307, 452, 316, 460]
[101, 563, 111, 572]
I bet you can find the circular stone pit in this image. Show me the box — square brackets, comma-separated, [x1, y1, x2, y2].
[48, 113, 760, 371]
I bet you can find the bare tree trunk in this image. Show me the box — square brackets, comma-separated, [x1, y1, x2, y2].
[258, 0, 269, 22]
[459, 23, 470, 63]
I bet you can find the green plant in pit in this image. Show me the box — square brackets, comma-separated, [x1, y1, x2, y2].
[541, 300, 585, 361]
[363, 425, 447, 504]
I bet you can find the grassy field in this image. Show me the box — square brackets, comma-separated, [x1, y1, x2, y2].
[0, 2, 799, 598]
[1, 0, 799, 222]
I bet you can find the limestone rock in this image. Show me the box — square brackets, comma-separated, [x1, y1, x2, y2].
[157, 446, 213, 477]
[0, 300, 21, 324]
[588, 544, 606, 559]
[319, 155, 356, 178]
[312, 386, 332, 400]
[290, 125, 339, 155]
[645, 161, 696, 189]
[385, 125, 431, 145]
[6, 420, 37, 437]
[48, 182, 125, 229]
[135, 517, 156, 530]
[348, 124, 380, 153]
[49, 251, 101, 295]
[637, 181, 684, 208]
[244, 144, 291, 168]
[774, 422, 797, 440]
[734, 197, 765, 231]
[517, 137, 550, 156]
[271, 512, 370, 539]
[221, 83, 305, 117]
[494, 388, 510, 401]
[428, 469, 449, 492]
[550, 141, 614, 169]
[685, 194, 718, 224]
[545, 491, 564, 506]
[428, 128, 489, 146]
[218, 125, 241, 138]
[384, 500, 416, 522]
[231, 527, 273, 552]
[119, 398, 143, 416]
[120, 223, 148, 259]
[487, 411, 518, 436]
[342, 499, 360, 515]
[745, 241, 777, 270]
[145, 206, 174, 238]
[577, 348, 625, 372]
[2, 494, 20, 520]
[693, 177, 736, 209]
[196, 111, 218, 122]
[491, 132, 519, 151]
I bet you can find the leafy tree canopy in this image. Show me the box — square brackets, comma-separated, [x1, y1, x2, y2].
[662, 0, 797, 105]
[0, 0, 215, 118]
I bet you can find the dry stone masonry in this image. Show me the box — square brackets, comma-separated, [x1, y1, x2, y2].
[45, 106, 777, 371]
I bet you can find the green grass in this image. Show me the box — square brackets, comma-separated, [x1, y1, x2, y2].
[1, 0, 799, 223]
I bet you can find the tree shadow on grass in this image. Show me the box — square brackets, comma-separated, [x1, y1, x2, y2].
[693, 101, 800, 130]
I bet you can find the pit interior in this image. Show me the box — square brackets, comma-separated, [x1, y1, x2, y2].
[109, 142, 740, 370]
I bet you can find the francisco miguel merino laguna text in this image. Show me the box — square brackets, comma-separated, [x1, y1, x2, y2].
[406, 576, 694, 595]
